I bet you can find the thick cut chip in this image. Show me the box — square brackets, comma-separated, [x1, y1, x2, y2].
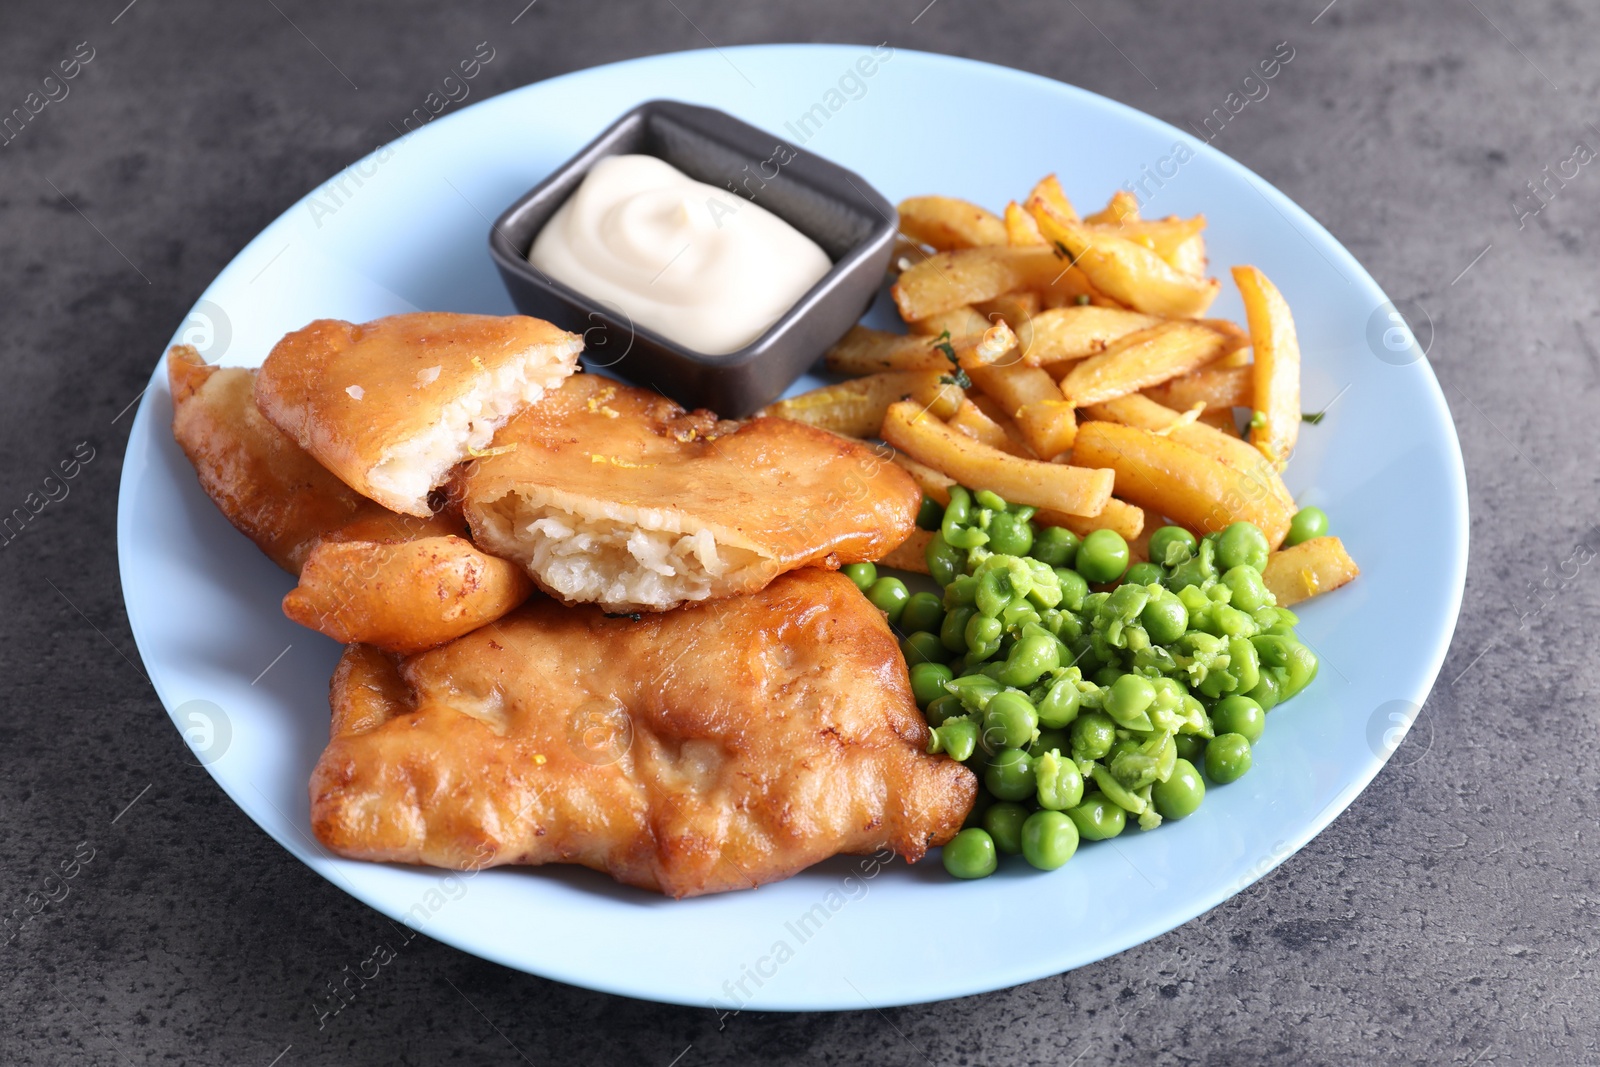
[1071, 420, 1293, 546]
[254, 312, 583, 517]
[309, 569, 977, 898]
[462, 376, 919, 612]
[897, 195, 1008, 250]
[169, 347, 531, 652]
[1262, 536, 1360, 606]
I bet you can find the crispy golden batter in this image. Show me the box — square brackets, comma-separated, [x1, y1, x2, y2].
[283, 536, 533, 656]
[462, 375, 921, 612]
[169, 347, 531, 652]
[310, 569, 976, 897]
[253, 312, 583, 517]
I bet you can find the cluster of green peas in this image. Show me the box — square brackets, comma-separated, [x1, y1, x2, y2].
[843, 487, 1329, 879]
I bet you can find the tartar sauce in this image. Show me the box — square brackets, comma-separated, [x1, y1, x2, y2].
[529, 154, 831, 355]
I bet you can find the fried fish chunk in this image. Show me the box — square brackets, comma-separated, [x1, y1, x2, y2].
[310, 569, 977, 897]
[253, 312, 583, 517]
[169, 346, 531, 652]
[462, 375, 920, 613]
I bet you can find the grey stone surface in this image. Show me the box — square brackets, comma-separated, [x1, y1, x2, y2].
[0, 0, 1594, 1063]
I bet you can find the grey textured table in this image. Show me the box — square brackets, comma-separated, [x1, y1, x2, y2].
[1, 1, 1591, 1063]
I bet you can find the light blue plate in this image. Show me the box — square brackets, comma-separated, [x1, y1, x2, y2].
[117, 45, 1467, 1010]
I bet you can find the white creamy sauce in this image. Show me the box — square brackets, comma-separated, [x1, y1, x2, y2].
[529, 154, 831, 355]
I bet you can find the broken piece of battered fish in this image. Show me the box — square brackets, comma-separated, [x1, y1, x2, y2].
[462, 375, 921, 612]
[170, 346, 531, 652]
[310, 569, 976, 897]
[253, 312, 583, 517]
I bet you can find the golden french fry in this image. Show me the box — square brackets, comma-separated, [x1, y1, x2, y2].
[1194, 408, 1241, 435]
[1028, 175, 1077, 222]
[1083, 190, 1140, 226]
[950, 398, 1033, 457]
[1004, 201, 1046, 246]
[757, 371, 960, 437]
[892, 453, 955, 504]
[824, 326, 1003, 377]
[877, 527, 934, 575]
[968, 361, 1078, 458]
[1083, 392, 1295, 511]
[955, 321, 1021, 371]
[1058, 321, 1226, 407]
[1143, 364, 1253, 411]
[1021, 306, 1162, 367]
[897, 195, 1008, 251]
[1088, 216, 1205, 262]
[1262, 536, 1359, 607]
[882, 401, 1113, 517]
[1029, 199, 1220, 318]
[1169, 233, 1207, 277]
[908, 305, 991, 338]
[1070, 420, 1293, 545]
[1233, 266, 1301, 470]
[891, 246, 1069, 321]
[1042, 497, 1144, 542]
[974, 290, 1039, 336]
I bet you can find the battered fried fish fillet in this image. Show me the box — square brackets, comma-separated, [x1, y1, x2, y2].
[253, 312, 583, 517]
[461, 375, 921, 612]
[169, 347, 532, 652]
[310, 569, 976, 897]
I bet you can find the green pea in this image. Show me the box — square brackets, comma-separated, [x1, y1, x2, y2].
[1021, 810, 1079, 870]
[1124, 562, 1163, 587]
[1252, 635, 1318, 700]
[1140, 591, 1189, 646]
[1028, 726, 1072, 758]
[1205, 732, 1253, 783]
[982, 802, 1030, 855]
[987, 511, 1035, 556]
[867, 577, 910, 624]
[965, 614, 1004, 660]
[944, 574, 978, 609]
[900, 592, 945, 636]
[942, 827, 998, 879]
[1030, 526, 1080, 567]
[1034, 749, 1084, 810]
[982, 690, 1039, 750]
[916, 495, 945, 531]
[1036, 675, 1083, 728]
[984, 748, 1037, 801]
[1076, 529, 1130, 584]
[1152, 757, 1205, 819]
[901, 631, 948, 667]
[1065, 796, 1126, 840]
[1092, 666, 1125, 688]
[908, 661, 954, 707]
[941, 605, 977, 653]
[942, 486, 972, 529]
[925, 533, 965, 588]
[1053, 568, 1089, 612]
[974, 557, 1033, 617]
[1147, 525, 1197, 567]
[924, 693, 965, 727]
[1216, 522, 1269, 572]
[996, 634, 1061, 688]
[1211, 694, 1265, 742]
[1285, 506, 1328, 547]
[1245, 668, 1282, 711]
[1104, 674, 1156, 728]
[1173, 733, 1206, 763]
[842, 562, 877, 592]
[1105, 737, 1140, 764]
[1228, 634, 1260, 694]
[1221, 565, 1272, 613]
[1070, 710, 1117, 760]
[928, 716, 979, 761]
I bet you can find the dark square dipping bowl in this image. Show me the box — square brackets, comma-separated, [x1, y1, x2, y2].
[488, 99, 898, 417]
